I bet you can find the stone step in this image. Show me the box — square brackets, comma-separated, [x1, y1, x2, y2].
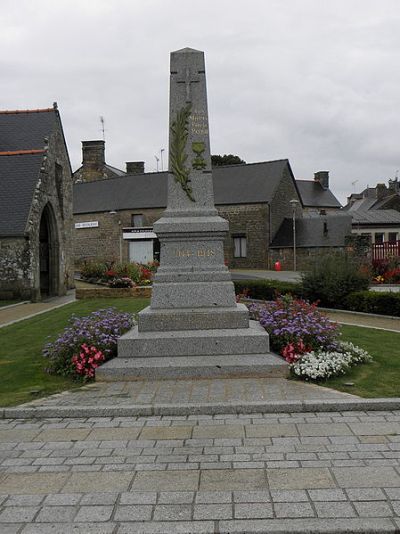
[118, 320, 269, 358]
[96, 353, 288, 380]
[138, 303, 250, 332]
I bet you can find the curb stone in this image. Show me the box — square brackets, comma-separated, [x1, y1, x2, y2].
[2, 397, 400, 419]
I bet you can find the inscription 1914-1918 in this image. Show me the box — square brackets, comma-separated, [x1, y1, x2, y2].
[176, 249, 215, 258]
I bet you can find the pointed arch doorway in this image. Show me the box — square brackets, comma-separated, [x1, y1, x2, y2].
[39, 203, 60, 299]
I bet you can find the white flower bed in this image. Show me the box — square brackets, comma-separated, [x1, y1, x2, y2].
[291, 341, 372, 380]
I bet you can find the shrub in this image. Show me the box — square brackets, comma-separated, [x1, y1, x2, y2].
[114, 262, 141, 284]
[43, 308, 133, 377]
[234, 279, 303, 301]
[301, 252, 370, 308]
[250, 295, 339, 355]
[80, 261, 107, 281]
[344, 290, 400, 316]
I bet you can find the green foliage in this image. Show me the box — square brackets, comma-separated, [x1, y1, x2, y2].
[344, 291, 400, 317]
[211, 154, 245, 166]
[234, 279, 303, 301]
[80, 261, 107, 281]
[114, 262, 141, 284]
[301, 252, 370, 307]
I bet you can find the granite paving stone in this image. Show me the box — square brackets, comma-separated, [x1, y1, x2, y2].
[314, 501, 356, 518]
[131, 470, 199, 491]
[353, 500, 394, 517]
[153, 504, 192, 520]
[35, 505, 77, 522]
[274, 501, 315, 518]
[73, 505, 113, 522]
[0, 506, 39, 522]
[333, 466, 400, 487]
[267, 468, 335, 490]
[235, 502, 274, 518]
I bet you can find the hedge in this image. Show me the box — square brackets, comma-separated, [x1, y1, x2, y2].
[344, 290, 400, 317]
[234, 279, 400, 317]
[233, 279, 303, 301]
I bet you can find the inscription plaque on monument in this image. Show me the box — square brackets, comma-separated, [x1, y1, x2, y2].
[98, 48, 287, 380]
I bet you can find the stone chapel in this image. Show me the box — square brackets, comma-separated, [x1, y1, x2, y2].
[0, 104, 74, 301]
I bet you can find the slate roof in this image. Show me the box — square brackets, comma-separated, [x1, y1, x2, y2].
[73, 160, 294, 214]
[271, 214, 352, 248]
[0, 108, 58, 236]
[350, 209, 400, 225]
[0, 154, 44, 236]
[0, 109, 56, 152]
[296, 180, 341, 208]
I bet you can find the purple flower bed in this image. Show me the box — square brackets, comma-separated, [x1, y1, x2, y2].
[43, 308, 133, 377]
[250, 295, 339, 354]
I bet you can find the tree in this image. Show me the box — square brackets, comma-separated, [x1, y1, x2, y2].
[211, 154, 245, 167]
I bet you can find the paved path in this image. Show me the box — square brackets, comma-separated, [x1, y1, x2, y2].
[0, 292, 75, 328]
[1, 411, 400, 532]
[19, 377, 356, 413]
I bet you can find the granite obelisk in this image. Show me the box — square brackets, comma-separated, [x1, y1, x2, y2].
[98, 48, 287, 380]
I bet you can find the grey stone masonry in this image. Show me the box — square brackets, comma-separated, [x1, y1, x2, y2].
[98, 48, 282, 380]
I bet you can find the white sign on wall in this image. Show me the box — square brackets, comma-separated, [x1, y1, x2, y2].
[75, 221, 99, 229]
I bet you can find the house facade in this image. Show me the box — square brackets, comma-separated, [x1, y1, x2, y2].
[0, 105, 74, 301]
[73, 147, 346, 270]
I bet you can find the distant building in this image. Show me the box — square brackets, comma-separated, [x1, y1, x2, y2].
[296, 171, 342, 214]
[73, 142, 348, 270]
[0, 105, 74, 301]
[344, 179, 400, 243]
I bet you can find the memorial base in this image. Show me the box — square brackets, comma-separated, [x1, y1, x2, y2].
[97, 319, 288, 381]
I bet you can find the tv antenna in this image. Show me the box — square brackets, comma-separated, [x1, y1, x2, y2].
[100, 116, 106, 141]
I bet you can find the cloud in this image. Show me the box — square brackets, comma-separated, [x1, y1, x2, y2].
[1, 0, 399, 201]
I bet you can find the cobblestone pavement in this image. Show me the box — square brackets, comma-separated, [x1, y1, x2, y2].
[1, 411, 400, 532]
[21, 378, 355, 410]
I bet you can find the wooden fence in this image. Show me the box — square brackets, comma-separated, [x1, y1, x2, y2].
[372, 240, 400, 261]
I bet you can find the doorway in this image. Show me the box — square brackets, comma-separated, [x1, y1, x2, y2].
[38, 204, 59, 299]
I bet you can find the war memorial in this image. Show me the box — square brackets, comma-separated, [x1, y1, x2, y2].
[98, 48, 286, 380]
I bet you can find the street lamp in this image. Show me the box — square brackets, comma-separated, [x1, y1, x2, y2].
[289, 199, 300, 272]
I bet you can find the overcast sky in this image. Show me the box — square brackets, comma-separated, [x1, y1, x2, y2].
[1, 0, 399, 204]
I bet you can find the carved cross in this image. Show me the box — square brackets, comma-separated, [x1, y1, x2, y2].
[176, 67, 200, 103]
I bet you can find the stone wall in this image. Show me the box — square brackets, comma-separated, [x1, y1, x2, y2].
[76, 286, 152, 299]
[218, 204, 269, 269]
[74, 208, 164, 264]
[73, 204, 270, 269]
[0, 237, 32, 299]
[270, 167, 301, 240]
[26, 116, 74, 300]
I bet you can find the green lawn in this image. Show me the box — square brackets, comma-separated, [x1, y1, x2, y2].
[0, 298, 149, 407]
[1, 298, 399, 406]
[321, 324, 400, 398]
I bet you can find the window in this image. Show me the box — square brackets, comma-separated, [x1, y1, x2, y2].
[374, 233, 384, 244]
[233, 236, 247, 258]
[131, 214, 143, 227]
[388, 232, 398, 243]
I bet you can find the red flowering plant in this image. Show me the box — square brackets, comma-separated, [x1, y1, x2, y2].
[71, 343, 105, 380]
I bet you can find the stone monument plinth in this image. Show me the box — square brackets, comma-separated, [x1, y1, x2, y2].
[98, 48, 287, 380]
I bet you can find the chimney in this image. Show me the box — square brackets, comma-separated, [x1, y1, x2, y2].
[82, 140, 105, 168]
[314, 171, 329, 190]
[126, 161, 145, 174]
[376, 183, 387, 200]
[389, 178, 399, 194]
